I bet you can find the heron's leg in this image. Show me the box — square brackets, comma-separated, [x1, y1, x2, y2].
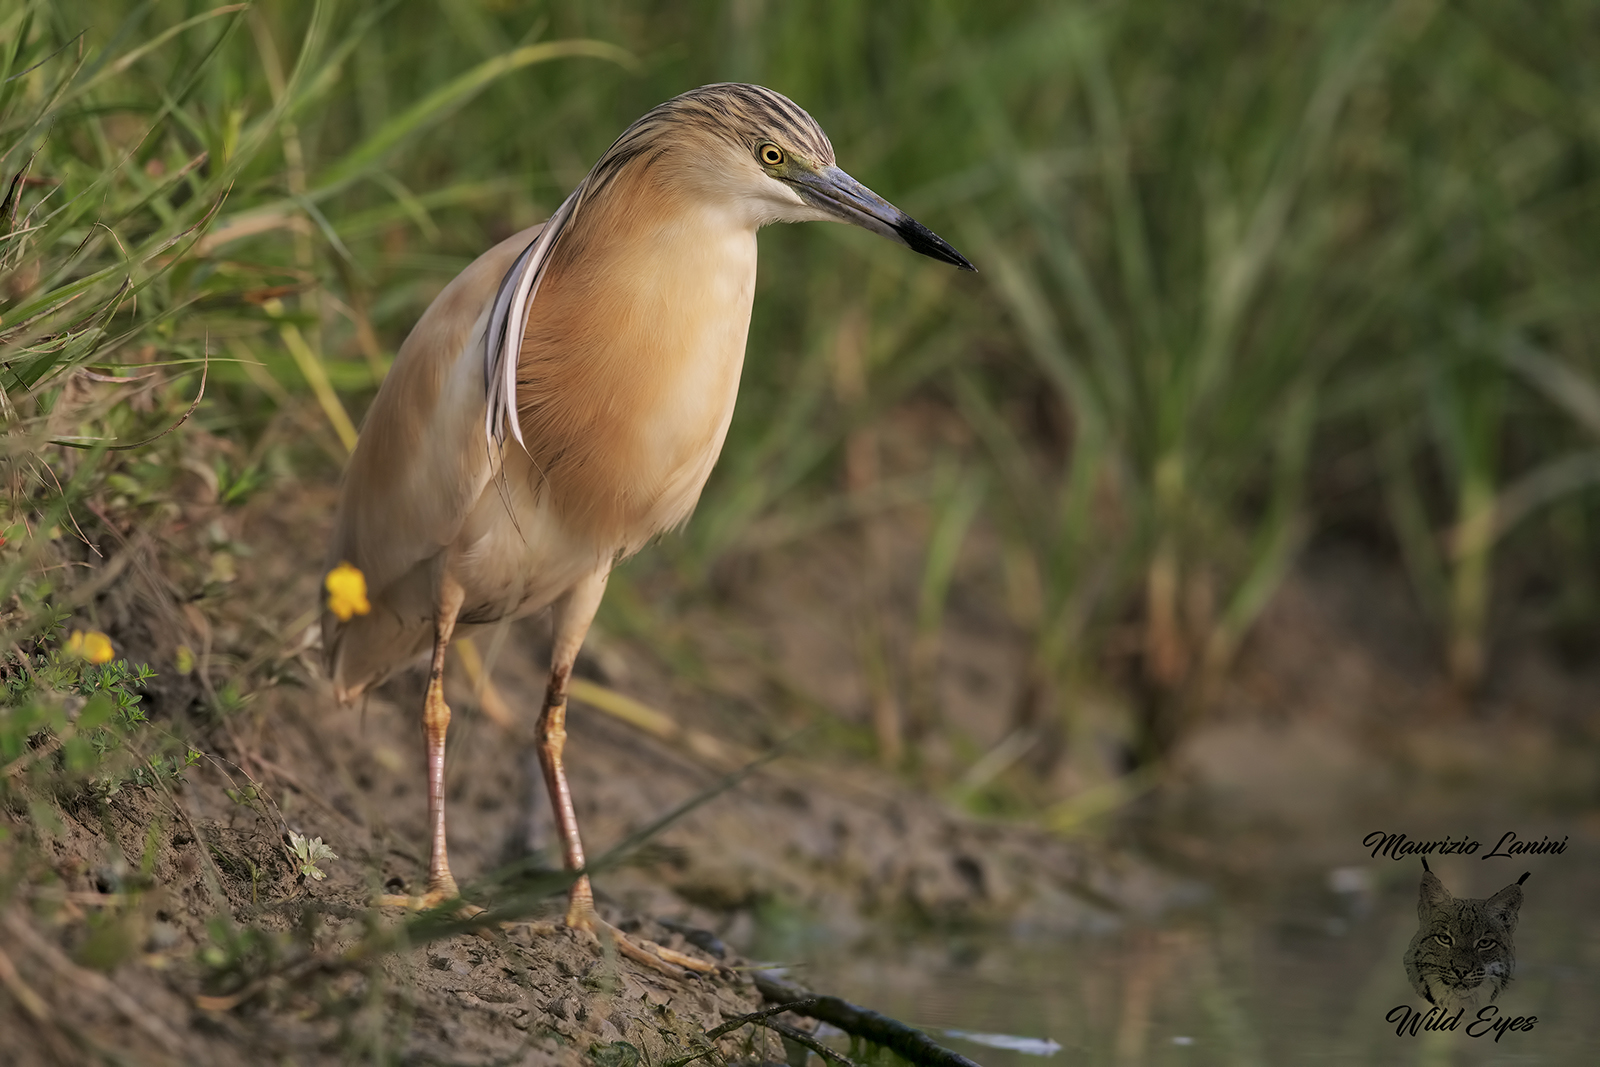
[409, 575, 468, 907]
[424, 576, 469, 902]
[376, 575, 468, 910]
[535, 568, 716, 977]
[537, 568, 608, 925]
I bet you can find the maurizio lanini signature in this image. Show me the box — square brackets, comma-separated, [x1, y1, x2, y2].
[1363, 830, 1567, 860]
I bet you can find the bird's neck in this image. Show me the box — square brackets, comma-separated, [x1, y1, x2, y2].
[541, 172, 761, 351]
[516, 172, 761, 546]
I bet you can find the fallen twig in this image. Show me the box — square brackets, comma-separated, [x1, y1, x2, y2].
[755, 971, 985, 1067]
[664, 1000, 840, 1067]
[767, 1019, 859, 1067]
[706, 998, 821, 1040]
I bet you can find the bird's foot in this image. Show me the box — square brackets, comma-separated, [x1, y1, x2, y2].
[565, 904, 719, 979]
[375, 874, 481, 916]
[376, 890, 478, 912]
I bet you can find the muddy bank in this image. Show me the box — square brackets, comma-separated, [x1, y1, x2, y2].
[1, 469, 1186, 1064]
[0, 650, 1159, 1065]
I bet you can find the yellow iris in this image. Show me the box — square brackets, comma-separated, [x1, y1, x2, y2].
[67, 630, 116, 665]
[324, 561, 371, 621]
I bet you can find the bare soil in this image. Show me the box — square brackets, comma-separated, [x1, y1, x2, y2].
[0, 460, 1175, 1066]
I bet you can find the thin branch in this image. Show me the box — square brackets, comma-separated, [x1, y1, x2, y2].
[755, 971, 986, 1067]
[763, 1020, 859, 1067]
[706, 999, 821, 1041]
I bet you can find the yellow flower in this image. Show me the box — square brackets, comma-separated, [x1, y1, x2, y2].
[324, 561, 371, 621]
[67, 630, 116, 665]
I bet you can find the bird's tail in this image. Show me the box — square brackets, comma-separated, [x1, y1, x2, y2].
[321, 564, 436, 704]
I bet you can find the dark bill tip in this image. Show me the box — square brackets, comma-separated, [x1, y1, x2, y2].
[787, 165, 976, 273]
[894, 216, 976, 272]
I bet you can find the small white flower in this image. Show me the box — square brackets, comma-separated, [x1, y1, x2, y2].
[288, 831, 338, 881]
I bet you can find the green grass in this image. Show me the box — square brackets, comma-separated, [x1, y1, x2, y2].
[5, 0, 1600, 790]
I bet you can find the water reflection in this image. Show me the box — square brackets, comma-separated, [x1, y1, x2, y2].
[939, 1030, 1064, 1056]
[784, 812, 1598, 1066]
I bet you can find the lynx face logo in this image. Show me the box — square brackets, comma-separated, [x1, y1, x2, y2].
[1403, 860, 1528, 1011]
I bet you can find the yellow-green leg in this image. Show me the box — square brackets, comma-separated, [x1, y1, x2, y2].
[537, 568, 715, 976]
[381, 574, 465, 909]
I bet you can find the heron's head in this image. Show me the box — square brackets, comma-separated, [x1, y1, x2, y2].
[585, 83, 975, 271]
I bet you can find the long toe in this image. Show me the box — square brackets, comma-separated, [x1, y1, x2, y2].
[376, 888, 456, 910]
[602, 918, 719, 976]
[563, 904, 718, 979]
[376, 877, 479, 915]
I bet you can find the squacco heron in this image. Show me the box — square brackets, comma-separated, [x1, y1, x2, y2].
[322, 83, 972, 967]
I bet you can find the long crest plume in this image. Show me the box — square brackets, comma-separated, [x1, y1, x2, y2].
[482, 84, 833, 449]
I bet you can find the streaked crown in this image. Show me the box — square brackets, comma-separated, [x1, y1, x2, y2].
[584, 83, 834, 200]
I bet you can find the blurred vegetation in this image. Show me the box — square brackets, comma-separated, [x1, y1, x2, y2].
[4, 0, 1600, 806]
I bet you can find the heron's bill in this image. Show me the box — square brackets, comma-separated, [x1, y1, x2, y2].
[784, 165, 976, 272]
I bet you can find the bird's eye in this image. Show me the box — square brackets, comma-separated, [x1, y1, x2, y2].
[758, 143, 785, 166]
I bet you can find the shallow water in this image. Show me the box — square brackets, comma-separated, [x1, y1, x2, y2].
[783, 807, 1600, 1066]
